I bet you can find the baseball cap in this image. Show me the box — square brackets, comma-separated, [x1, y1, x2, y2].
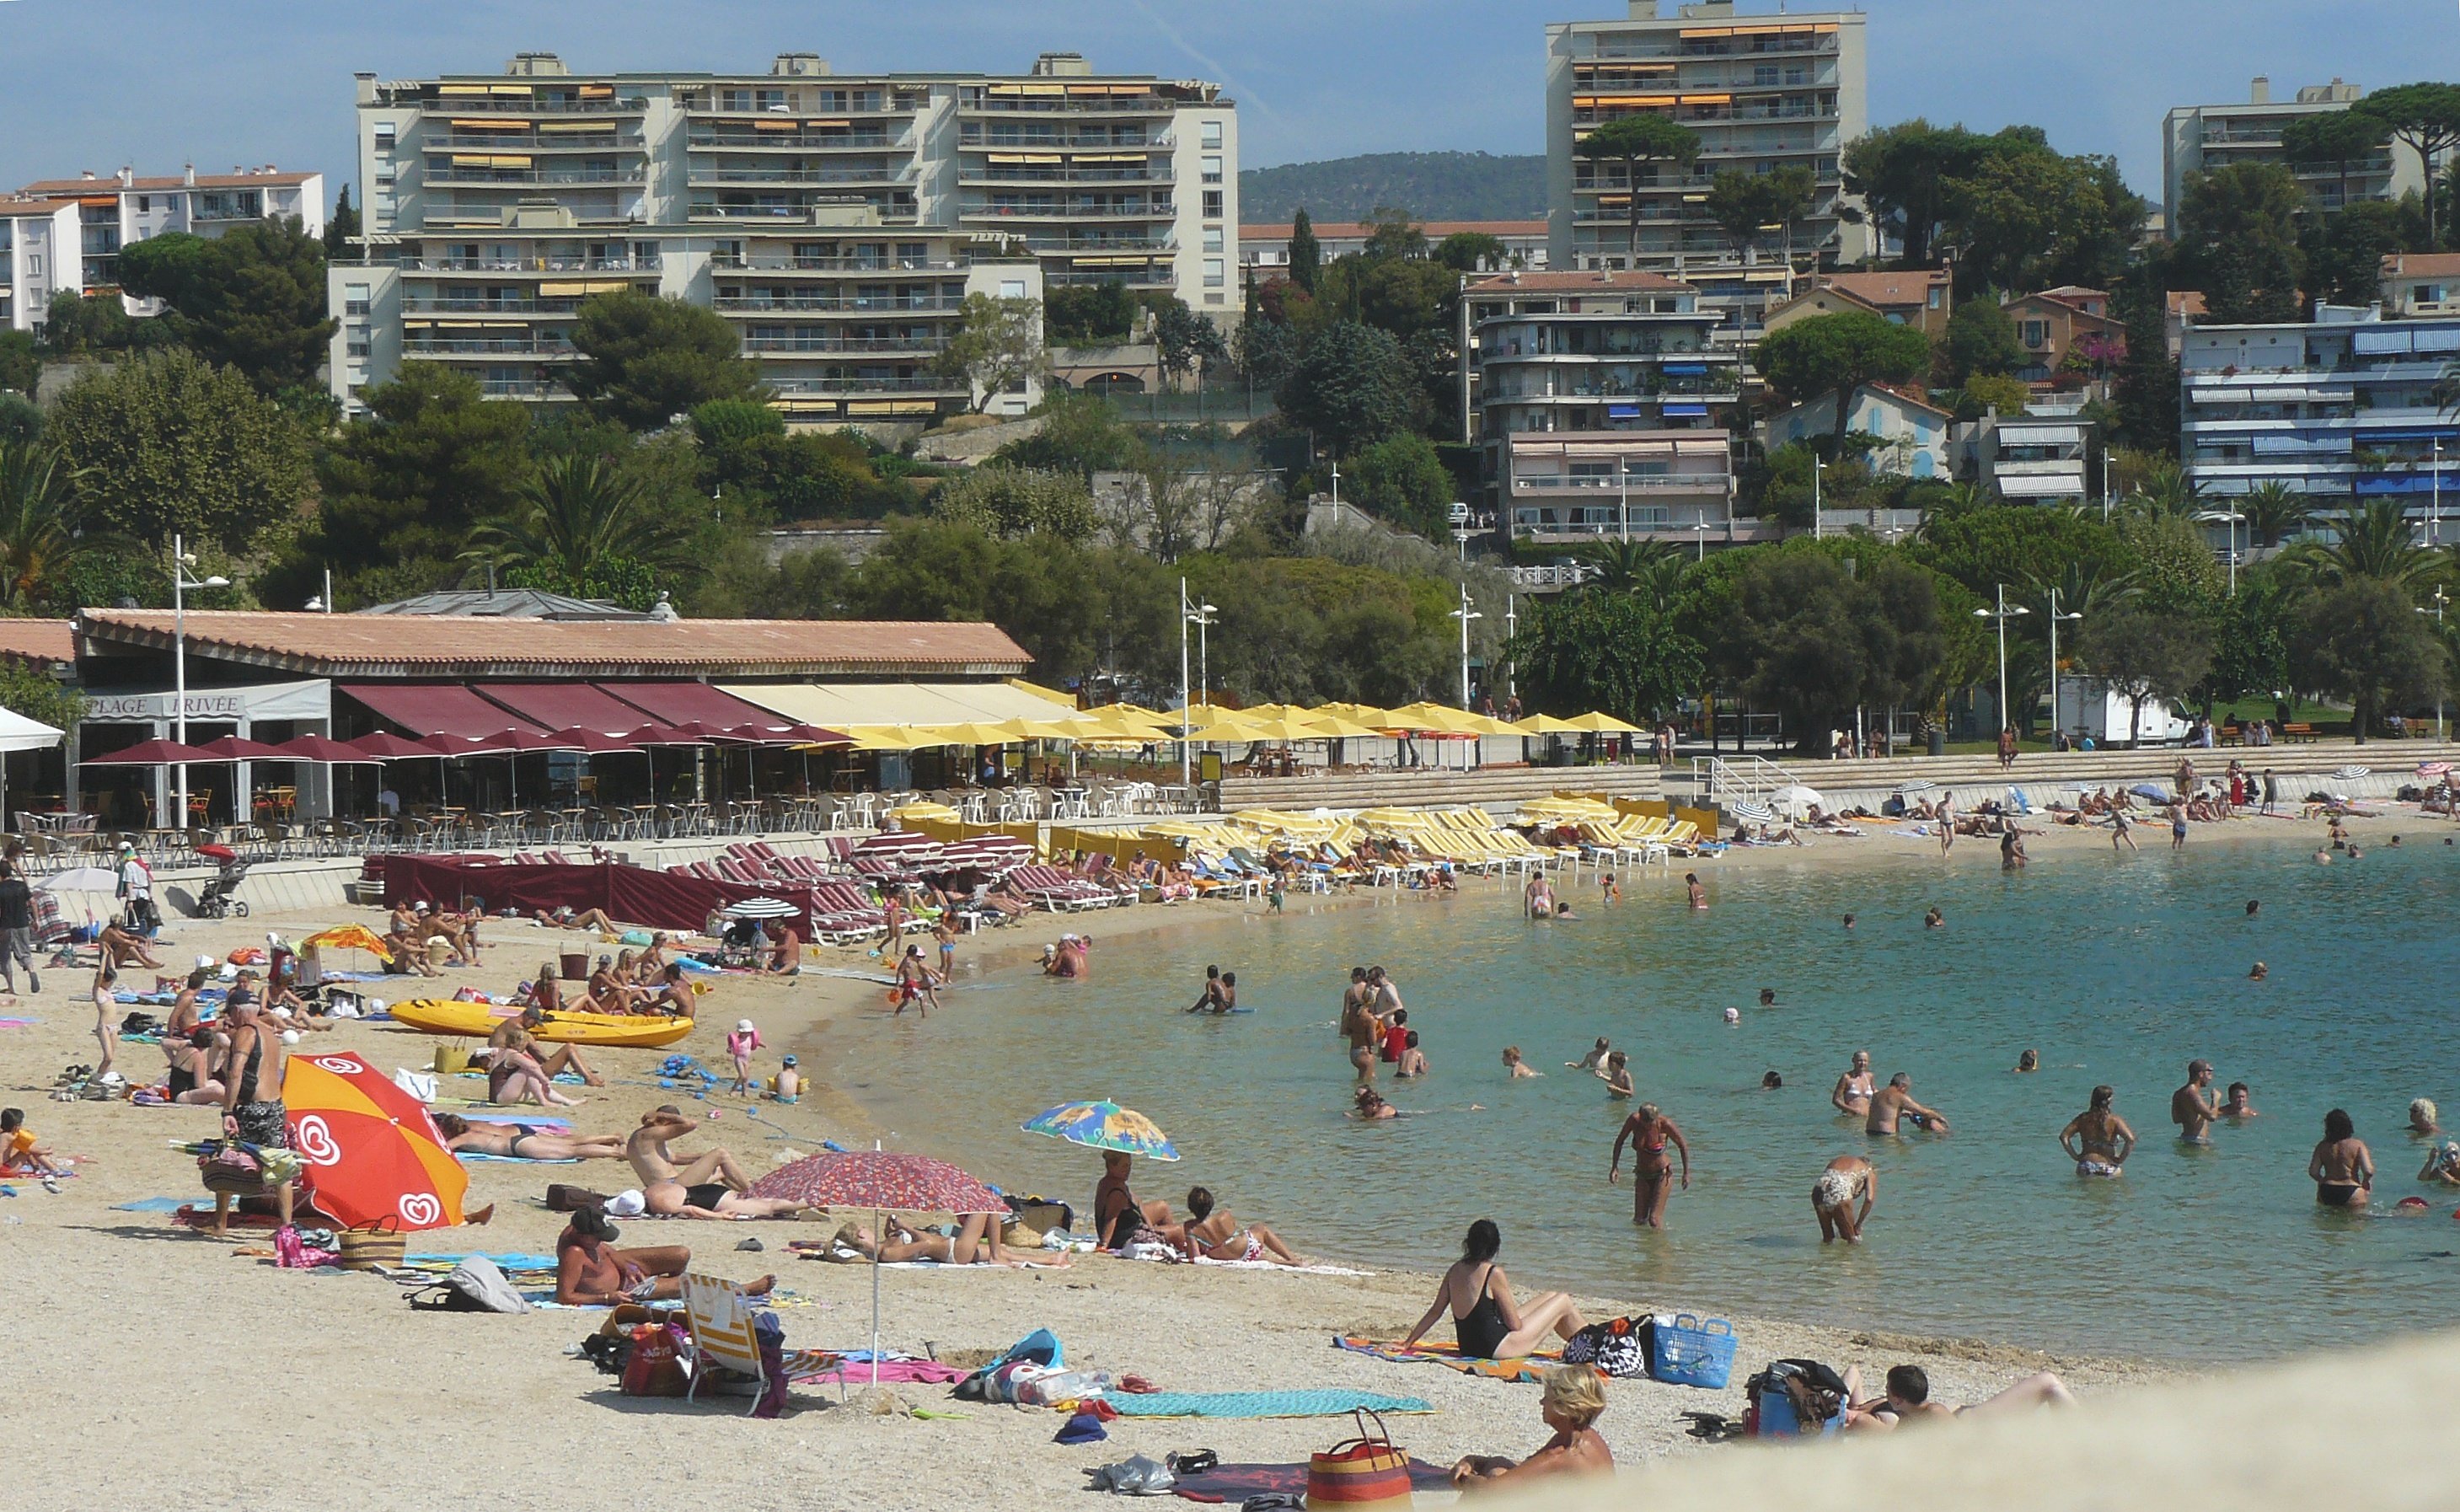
[781, 1054, 797, 1067]
[605, 1189, 646, 1218]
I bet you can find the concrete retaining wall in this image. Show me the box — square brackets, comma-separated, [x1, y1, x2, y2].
[1219, 764, 1662, 814]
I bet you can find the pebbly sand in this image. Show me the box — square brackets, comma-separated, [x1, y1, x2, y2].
[8, 807, 2409, 1510]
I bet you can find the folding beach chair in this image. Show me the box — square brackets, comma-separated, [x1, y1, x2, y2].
[679, 1273, 839, 1413]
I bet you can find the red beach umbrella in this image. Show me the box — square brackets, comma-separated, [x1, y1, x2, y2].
[346, 732, 446, 760]
[270, 735, 385, 764]
[281, 1049, 470, 1231]
[79, 737, 222, 765]
[192, 735, 291, 761]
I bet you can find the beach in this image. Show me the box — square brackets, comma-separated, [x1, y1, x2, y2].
[5, 807, 2426, 1509]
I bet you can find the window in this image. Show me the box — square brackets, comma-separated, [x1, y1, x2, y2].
[1203, 226, 1223, 252]
[375, 125, 396, 151]
[1204, 292, 1225, 306]
[345, 283, 371, 316]
[1927, 287, 1943, 309]
[1201, 155, 1223, 185]
[346, 338, 372, 358]
[999, 278, 1026, 298]
[1201, 120, 1223, 148]
[1203, 256, 1225, 287]
[2021, 319, 2050, 348]
[1202, 190, 1223, 217]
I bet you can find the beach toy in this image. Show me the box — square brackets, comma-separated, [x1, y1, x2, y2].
[388, 999, 692, 1048]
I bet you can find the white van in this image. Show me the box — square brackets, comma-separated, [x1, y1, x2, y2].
[2054, 677, 2191, 748]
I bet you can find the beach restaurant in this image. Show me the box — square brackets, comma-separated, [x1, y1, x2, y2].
[61, 609, 1038, 831]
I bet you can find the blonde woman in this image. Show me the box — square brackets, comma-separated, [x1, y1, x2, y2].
[1450, 1365, 1614, 1489]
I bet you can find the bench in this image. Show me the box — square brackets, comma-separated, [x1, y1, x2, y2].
[2218, 723, 2244, 746]
[2280, 723, 2318, 743]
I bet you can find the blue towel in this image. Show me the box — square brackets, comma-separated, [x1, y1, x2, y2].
[454, 1151, 579, 1165]
[1107, 1389, 1434, 1419]
[407, 1252, 560, 1271]
[113, 1196, 204, 1212]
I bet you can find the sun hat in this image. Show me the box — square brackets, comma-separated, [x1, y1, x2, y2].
[1053, 1410, 1109, 1445]
[735, 1018, 754, 1034]
[605, 1189, 646, 1218]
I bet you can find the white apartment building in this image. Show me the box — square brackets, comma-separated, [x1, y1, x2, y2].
[1459, 269, 1740, 543]
[1546, 0, 1868, 274]
[334, 51, 1235, 424]
[1956, 410, 2095, 504]
[2179, 304, 2460, 514]
[0, 198, 81, 335]
[2162, 78, 2419, 230]
[13, 165, 324, 319]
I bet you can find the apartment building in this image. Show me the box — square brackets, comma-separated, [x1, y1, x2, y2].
[1546, 0, 1868, 274]
[1458, 269, 1739, 544]
[333, 51, 1234, 423]
[6, 164, 324, 322]
[0, 198, 80, 335]
[1958, 410, 2096, 504]
[2162, 78, 2418, 229]
[1240, 218, 1549, 271]
[2179, 304, 2460, 512]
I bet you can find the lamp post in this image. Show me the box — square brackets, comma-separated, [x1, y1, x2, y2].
[1504, 592, 1518, 701]
[1691, 512, 1712, 561]
[2436, 437, 2444, 549]
[169, 533, 231, 832]
[2195, 507, 2244, 596]
[1812, 456, 1825, 540]
[1451, 584, 1483, 709]
[2047, 587, 2083, 748]
[2422, 585, 2450, 739]
[1618, 463, 1629, 543]
[1971, 584, 2031, 739]
[2101, 450, 2113, 524]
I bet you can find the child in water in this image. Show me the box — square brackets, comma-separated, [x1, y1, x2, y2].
[1503, 1046, 1541, 1079]
[1602, 1050, 1634, 1099]
[1396, 1030, 1428, 1078]
[1600, 871, 1621, 905]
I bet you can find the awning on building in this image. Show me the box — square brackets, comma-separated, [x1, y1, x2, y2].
[721, 681, 1079, 730]
[1996, 474, 2088, 498]
[474, 682, 667, 737]
[604, 682, 800, 730]
[1998, 424, 2082, 447]
[341, 683, 548, 738]
[83, 678, 331, 728]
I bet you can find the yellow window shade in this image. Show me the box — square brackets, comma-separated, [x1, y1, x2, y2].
[753, 119, 798, 131]
[1681, 94, 1732, 105]
[537, 281, 586, 296]
[451, 154, 533, 168]
[580, 83, 614, 97]
[1578, 94, 1677, 108]
[451, 118, 522, 131]
[1678, 25, 1734, 37]
[490, 85, 533, 98]
[439, 84, 490, 97]
[806, 119, 851, 127]
[539, 121, 612, 133]
[576, 280, 630, 294]
[402, 318, 435, 328]
[1074, 153, 1145, 164]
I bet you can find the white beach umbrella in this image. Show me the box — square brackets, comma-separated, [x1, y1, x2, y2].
[1768, 784, 1826, 820]
[721, 897, 798, 920]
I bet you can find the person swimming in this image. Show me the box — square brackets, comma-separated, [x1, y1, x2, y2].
[1567, 1037, 1611, 1072]
[1601, 1050, 1633, 1099]
[1923, 906, 1944, 929]
[1502, 1045, 1540, 1079]
[1353, 1085, 1399, 1120]
[2309, 1107, 2374, 1209]
[2014, 1048, 2040, 1073]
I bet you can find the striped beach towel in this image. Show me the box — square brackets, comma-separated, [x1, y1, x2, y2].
[1333, 1335, 1561, 1383]
[1107, 1388, 1432, 1418]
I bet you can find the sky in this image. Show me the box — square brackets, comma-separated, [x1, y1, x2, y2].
[0, 1, 2454, 209]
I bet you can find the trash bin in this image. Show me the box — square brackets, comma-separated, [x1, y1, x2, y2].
[1927, 730, 1945, 756]
[560, 951, 588, 981]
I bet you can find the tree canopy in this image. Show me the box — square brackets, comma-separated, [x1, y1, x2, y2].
[563, 291, 764, 430]
[115, 217, 336, 394]
[1754, 311, 1932, 458]
[47, 349, 309, 555]
[1575, 114, 1702, 261]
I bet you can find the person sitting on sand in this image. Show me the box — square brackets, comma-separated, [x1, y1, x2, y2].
[534, 903, 623, 935]
[1844, 1364, 2075, 1430]
[1601, 1050, 1634, 1099]
[1811, 1155, 1876, 1242]
[490, 1008, 602, 1087]
[97, 920, 163, 972]
[1402, 1219, 1589, 1360]
[383, 920, 442, 978]
[553, 1207, 711, 1306]
[1502, 1045, 1540, 1079]
[1868, 1072, 1948, 1135]
[0, 1107, 63, 1177]
[1353, 1085, 1399, 1120]
[1093, 1150, 1180, 1250]
[434, 1113, 624, 1161]
[2311, 1107, 2374, 1209]
[483, 1021, 585, 1108]
[766, 920, 802, 976]
[166, 1027, 226, 1106]
[2059, 1085, 2137, 1177]
[1450, 1365, 1614, 1491]
[650, 963, 697, 1018]
[625, 1107, 791, 1218]
[1179, 1185, 1309, 1265]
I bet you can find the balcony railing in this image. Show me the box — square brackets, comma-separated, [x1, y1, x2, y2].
[1042, 267, 1173, 286]
[767, 375, 966, 394]
[958, 129, 1157, 150]
[421, 94, 642, 115]
[714, 294, 967, 313]
[740, 334, 946, 353]
[962, 202, 1173, 221]
[395, 256, 660, 273]
[710, 254, 962, 272]
[421, 168, 644, 185]
[687, 164, 918, 185]
[961, 95, 1176, 115]
[957, 166, 1168, 185]
[689, 201, 916, 223]
[685, 129, 905, 150]
[405, 297, 587, 314]
[1026, 236, 1176, 253]
[429, 131, 644, 152]
[1485, 379, 1740, 401]
[1510, 472, 1730, 491]
[480, 379, 569, 398]
[405, 337, 576, 356]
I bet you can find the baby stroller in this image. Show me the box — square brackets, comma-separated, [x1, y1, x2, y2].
[196, 843, 251, 920]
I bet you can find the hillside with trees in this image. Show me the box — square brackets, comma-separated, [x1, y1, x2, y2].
[1239, 152, 1545, 223]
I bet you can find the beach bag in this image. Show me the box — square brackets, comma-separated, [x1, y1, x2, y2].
[622, 1322, 690, 1397]
[1307, 1407, 1412, 1510]
[198, 1143, 265, 1195]
[1650, 1314, 1737, 1390]
[1562, 1315, 1653, 1380]
[337, 1216, 406, 1273]
[404, 1257, 533, 1314]
[391, 1068, 439, 1102]
[274, 1224, 339, 1269]
[1745, 1359, 1848, 1438]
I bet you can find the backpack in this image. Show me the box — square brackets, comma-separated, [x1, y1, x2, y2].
[403, 1255, 533, 1315]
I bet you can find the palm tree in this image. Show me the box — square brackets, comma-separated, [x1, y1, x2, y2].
[2284, 498, 2441, 591]
[1580, 538, 1686, 611]
[2237, 480, 2313, 549]
[0, 437, 100, 611]
[2121, 458, 2198, 520]
[465, 453, 694, 585]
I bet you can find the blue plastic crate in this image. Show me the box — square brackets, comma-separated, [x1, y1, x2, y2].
[1650, 1314, 1736, 1390]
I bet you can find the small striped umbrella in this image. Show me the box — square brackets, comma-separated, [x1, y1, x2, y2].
[721, 897, 798, 920]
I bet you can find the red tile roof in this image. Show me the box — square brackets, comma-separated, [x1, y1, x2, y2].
[74, 611, 1031, 679]
[19, 171, 318, 195]
[0, 620, 74, 664]
[1463, 269, 1689, 293]
[1241, 219, 1548, 241]
[2382, 253, 2460, 279]
[0, 197, 77, 219]
[1811, 270, 1948, 308]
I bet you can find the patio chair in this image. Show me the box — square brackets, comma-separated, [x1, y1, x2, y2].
[678, 1273, 839, 1413]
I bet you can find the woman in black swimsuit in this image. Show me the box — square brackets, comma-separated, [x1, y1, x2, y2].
[431, 1113, 624, 1161]
[1401, 1220, 1589, 1359]
[2309, 1107, 2375, 1209]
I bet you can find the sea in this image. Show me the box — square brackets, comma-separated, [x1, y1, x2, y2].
[822, 834, 2460, 1364]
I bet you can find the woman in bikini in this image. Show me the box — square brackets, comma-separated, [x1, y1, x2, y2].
[433, 1113, 625, 1161]
[2310, 1107, 2374, 1209]
[1178, 1185, 1308, 1265]
[1402, 1219, 1587, 1360]
[2058, 1086, 2136, 1177]
[1609, 1102, 1691, 1228]
[1831, 1050, 1875, 1117]
[829, 1213, 1051, 1266]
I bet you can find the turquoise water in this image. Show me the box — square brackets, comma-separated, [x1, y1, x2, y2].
[823, 839, 2460, 1364]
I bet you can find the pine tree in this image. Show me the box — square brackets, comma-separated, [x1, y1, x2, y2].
[1289, 208, 1321, 294]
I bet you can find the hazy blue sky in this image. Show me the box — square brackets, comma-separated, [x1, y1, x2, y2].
[1, 2, 2454, 209]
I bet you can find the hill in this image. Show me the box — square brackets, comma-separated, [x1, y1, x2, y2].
[1238, 151, 1546, 224]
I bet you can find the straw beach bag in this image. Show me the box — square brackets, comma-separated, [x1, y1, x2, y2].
[1307, 1407, 1412, 1509]
[337, 1215, 406, 1272]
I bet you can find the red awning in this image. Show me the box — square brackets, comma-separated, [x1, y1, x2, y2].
[473, 683, 662, 737]
[602, 682, 794, 731]
[340, 684, 550, 740]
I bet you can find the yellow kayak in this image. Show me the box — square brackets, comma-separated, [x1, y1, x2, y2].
[387, 998, 696, 1049]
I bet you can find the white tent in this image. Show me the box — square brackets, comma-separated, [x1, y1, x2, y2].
[0, 707, 65, 829]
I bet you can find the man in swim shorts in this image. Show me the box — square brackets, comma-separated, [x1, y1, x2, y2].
[2171, 1059, 2224, 1143]
[1867, 1073, 1948, 1135]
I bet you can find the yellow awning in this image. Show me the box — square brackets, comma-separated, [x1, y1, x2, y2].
[452, 154, 533, 168]
[721, 681, 1092, 729]
[451, 118, 522, 130]
[539, 121, 612, 133]
[490, 85, 533, 98]
[1073, 153, 1148, 164]
[1005, 678, 1082, 711]
[439, 84, 491, 97]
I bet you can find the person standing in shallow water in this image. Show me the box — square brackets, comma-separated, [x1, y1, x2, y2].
[2172, 1059, 2224, 1144]
[2060, 1086, 2136, 1177]
[1609, 1102, 1690, 1227]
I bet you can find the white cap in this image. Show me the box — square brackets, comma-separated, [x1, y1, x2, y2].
[605, 1190, 646, 1218]
[735, 1019, 754, 1034]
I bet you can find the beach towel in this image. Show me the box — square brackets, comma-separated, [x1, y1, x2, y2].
[454, 1151, 580, 1165]
[1107, 1389, 1432, 1419]
[1166, 1457, 1456, 1502]
[112, 1195, 206, 1211]
[403, 1252, 560, 1273]
[1191, 1256, 1369, 1276]
[1334, 1335, 1561, 1383]
[793, 1359, 967, 1386]
[449, 1112, 573, 1128]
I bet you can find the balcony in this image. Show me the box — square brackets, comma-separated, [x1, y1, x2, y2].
[429, 131, 644, 153]
[1025, 235, 1176, 253]
[685, 128, 906, 151]
[957, 164, 1170, 186]
[710, 253, 963, 272]
[688, 164, 918, 186]
[713, 294, 967, 313]
[739, 334, 945, 354]
[961, 94, 1176, 115]
[1485, 378, 1741, 402]
[689, 200, 917, 223]
[405, 336, 576, 357]
[766, 375, 967, 394]
[1042, 266, 1174, 287]
[421, 167, 646, 186]
[962, 202, 1174, 223]
[1511, 472, 1729, 492]
[958, 128, 1158, 150]
[423, 94, 643, 115]
[396, 256, 660, 274]
[479, 378, 571, 398]
[405, 297, 589, 315]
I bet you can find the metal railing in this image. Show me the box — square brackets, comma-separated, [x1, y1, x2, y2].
[957, 166, 1169, 185]
[740, 334, 945, 353]
[1690, 753, 1800, 807]
[686, 165, 917, 185]
[1511, 473, 1730, 492]
[767, 376, 965, 395]
[963, 202, 1174, 221]
[689, 201, 917, 222]
[422, 95, 643, 115]
[685, 130, 905, 150]
[959, 130, 1158, 149]
[710, 254, 962, 271]
[406, 337, 576, 355]
[714, 294, 965, 313]
[405, 297, 587, 314]
[421, 168, 643, 185]
[429, 132, 643, 151]
[395, 256, 660, 273]
[961, 95, 1176, 115]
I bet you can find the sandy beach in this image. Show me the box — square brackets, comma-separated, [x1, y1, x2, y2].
[9, 806, 2413, 1510]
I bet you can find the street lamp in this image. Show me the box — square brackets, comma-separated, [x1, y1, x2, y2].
[2100, 450, 2114, 524]
[170, 532, 230, 831]
[1177, 578, 1215, 790]
[1691, 512, 1712, 561]
[2436, 437, 2444, 549]
[2421, 585, 2450, 739]
[2046, 587, 2083, 748]
[1451, 584, 1483, 709]
[2195, 507, 2244, 596]
[1811, 456, 1825, 540]
[1971, 584, 2031, 740]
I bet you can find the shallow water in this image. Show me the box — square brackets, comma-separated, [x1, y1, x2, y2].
[824, 837, 2460, 1363]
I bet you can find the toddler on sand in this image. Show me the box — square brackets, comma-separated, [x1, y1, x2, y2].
[726, 1017, 764, 1096]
